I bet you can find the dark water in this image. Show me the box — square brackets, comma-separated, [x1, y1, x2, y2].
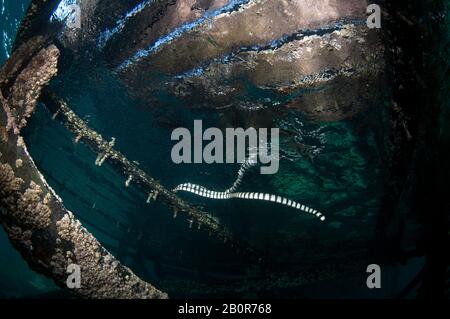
[1, 0, 448, 298]
[22, 72, 383, 297]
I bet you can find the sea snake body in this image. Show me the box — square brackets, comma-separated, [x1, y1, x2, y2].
[173, 156, 326, 222]
[173, 183, 325, 222]
[225, 153, 258, 194]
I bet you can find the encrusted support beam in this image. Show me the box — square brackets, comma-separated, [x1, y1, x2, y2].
[0, 36, 168, 299]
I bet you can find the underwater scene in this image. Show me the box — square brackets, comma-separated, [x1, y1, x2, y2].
[0, 0, 448, 300]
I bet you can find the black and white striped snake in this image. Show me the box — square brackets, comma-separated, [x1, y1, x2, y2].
[173, 156, 326, 222]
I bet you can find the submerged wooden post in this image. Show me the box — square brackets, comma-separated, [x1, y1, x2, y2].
[0, 36, 168, 299]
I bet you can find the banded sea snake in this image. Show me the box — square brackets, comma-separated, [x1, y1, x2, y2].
[173, 155, 326, 222]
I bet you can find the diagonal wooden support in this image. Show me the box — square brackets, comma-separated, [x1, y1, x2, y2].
[40, 92, 258, 257]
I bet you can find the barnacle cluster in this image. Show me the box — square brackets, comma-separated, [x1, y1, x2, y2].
[0, 36, 168, 299]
